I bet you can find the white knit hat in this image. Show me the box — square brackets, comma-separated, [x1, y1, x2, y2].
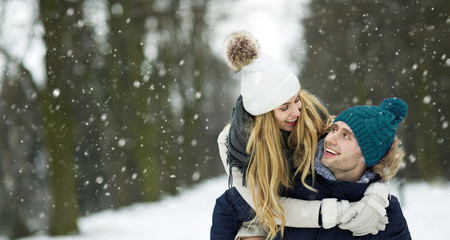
[225, 31, 300, 116]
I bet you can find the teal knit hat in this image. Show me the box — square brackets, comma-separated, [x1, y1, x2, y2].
[333, 97, 407, 167]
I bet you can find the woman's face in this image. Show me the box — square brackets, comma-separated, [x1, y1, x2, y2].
[273, 94, 302, 132]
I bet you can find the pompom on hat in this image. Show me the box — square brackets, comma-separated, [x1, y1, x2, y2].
[334, 97, 408, 167]
[225, 31, 300, 116]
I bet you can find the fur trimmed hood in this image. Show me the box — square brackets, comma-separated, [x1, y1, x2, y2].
[372, 137, 405, 181]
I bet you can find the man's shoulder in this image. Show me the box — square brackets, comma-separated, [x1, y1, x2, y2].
[384, 194, 412, 239]
[387, 194, 406, 217]
[388, 194, 403, 210]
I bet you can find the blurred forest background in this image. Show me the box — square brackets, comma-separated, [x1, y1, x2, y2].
[0, 0, 448, 239]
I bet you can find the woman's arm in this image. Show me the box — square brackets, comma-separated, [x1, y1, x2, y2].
[217, 124, 231, 175]
[231, 167, 345, 228]
[339, 181, 390, 236]
[218, 125, 387, 233]
[219, 126, 342, 228]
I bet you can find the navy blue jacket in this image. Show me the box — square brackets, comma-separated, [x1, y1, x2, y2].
[280, 174, 411, 239]
[210, 174, 411, 240]
[211, 187, 255, 240]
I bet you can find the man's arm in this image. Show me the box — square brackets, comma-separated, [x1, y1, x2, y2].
[211, 189, 247, 240]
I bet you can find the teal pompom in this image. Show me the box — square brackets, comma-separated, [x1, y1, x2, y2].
[380, 97, 408, 124]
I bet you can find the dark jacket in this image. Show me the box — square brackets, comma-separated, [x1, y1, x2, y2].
[211, 173, 411, 240]
[211, 125, 411, 240]
[210, 187, 254, 240]
[211, 161, 411, 240]
[280, 174, 411, 239]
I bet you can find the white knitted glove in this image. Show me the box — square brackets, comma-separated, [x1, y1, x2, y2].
[339, 181, 390, 236]
[321, 198, 351, 229]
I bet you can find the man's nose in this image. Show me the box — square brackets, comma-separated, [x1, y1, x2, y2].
[326, 132, 338, 145]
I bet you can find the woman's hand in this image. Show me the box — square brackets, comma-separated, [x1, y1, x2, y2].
[338, 181, 390, 236]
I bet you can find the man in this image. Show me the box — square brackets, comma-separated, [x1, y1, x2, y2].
[211, 97, 411, 239]
[280, 97, 411, 239]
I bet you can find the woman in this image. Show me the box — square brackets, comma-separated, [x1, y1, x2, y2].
[211, 31, 389, 240]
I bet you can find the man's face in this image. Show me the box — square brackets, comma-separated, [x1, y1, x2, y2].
[273, 94, 302, 132]
[321, 121, 366, 180]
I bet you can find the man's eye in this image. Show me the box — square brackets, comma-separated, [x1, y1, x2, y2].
[344, 134, 350, 139]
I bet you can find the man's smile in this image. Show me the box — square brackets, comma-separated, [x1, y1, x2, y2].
[325, 146, 340, 157]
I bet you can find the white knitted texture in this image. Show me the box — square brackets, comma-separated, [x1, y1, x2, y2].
[240, 53, 300, 116]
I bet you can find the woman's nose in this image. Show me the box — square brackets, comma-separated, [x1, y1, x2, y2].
[290, 105, 300, 117]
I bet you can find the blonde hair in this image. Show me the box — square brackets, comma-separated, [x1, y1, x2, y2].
[246, 90, 332, 240]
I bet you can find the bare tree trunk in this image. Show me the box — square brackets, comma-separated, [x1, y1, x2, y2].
[0, 65, 35, 239]
[39, 0, 82, 235]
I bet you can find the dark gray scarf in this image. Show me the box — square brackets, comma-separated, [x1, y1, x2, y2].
[226, 96, 253, 186]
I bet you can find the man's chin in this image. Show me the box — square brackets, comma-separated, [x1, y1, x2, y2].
[320, 155, 336, 168]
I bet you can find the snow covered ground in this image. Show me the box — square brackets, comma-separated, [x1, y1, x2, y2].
[18, 175, 450, 240]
